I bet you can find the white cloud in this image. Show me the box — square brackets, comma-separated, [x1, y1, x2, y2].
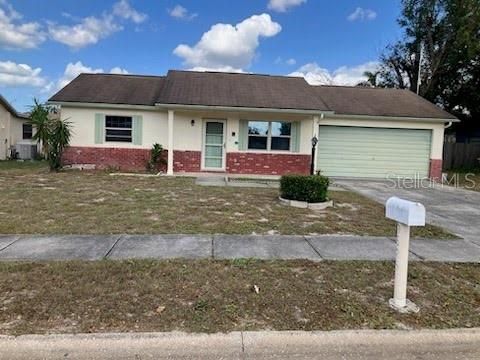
[48, 15, 121, 49]
[289, 61, 379, 86]
[347, 7, 377, 22]
[286, 58, 296, 65]
[174, 13, 281, 71]
[0, 60, 47, 87]
[49, 1, 146, 49]
[168, 4, 198, 20]
[0, 0, 46, 49]
[49, 61, 129, 93]
[267, 0, 306, 12]
[113, 0, 147, 24]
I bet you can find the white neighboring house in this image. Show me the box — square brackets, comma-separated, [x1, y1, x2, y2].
[0, 95, 36, 160]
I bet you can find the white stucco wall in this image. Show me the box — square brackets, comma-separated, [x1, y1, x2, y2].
[61, 106, 169, 149]
[59, 105, 447, 164]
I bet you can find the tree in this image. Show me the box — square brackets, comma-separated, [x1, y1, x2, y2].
[28, 99, 52, 158]
[378, 0, 480, 122]
[356, 70, 380, 87]
[46, 118, 72, 171]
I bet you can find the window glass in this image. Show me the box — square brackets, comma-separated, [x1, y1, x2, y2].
[271, 122, 291, 136]
[248, 121, 269, 136]
[248, 136, 268, 150]
[22, 124, 33, 140]
[105, 116, 132, 142]
[271, 137, 290, 151]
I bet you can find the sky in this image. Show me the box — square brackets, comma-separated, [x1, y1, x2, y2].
[0, 0, 404, 111]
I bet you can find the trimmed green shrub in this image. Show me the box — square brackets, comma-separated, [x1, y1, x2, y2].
[280, 174, 329, 203]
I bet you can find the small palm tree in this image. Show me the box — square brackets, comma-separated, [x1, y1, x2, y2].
[28, 99, 52, 158]
[357, 71, 381, 87]
[47, 118, 72, 171]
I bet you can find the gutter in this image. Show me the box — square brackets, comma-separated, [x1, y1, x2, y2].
[325, 113, 460, 123]
[47, 101, 158, 111]
[154, 103, 333, 116]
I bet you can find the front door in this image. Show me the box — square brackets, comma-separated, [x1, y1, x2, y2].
[203, 120, 225, 170]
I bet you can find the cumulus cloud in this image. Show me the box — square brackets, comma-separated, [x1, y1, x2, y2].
[267, 0, 306, 12]
[168, 4, 198, 20]
[289, 61, 379, 86]
[0, 0, 46, 49]
[113, 0, 147, 23]
[48, 15, 121, 50]
[174, 13, 281, 71]
[47, 61, 128, 93]
[49, 0, 146, 49]
[347, 7, 377, 22]
[0, 60, 47, 87]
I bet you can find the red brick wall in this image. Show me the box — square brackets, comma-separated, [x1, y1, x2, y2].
[173, 150, 201, 172]
[62, 146, 150, 170]
[62, 146, 202, 172]
[226, 152, 311, 175]
[429, 159, 443, 180]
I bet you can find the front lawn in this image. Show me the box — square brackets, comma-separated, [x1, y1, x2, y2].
[0, 161, 453, 238]
[0, 260, 478, 335]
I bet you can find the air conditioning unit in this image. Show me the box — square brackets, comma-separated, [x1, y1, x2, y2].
[15, 143, 37, 160]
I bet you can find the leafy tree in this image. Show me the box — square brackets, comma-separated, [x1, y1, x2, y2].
[378, 0, 480, 122]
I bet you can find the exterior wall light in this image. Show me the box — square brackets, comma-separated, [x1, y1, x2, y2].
[191, 119, 195, 126]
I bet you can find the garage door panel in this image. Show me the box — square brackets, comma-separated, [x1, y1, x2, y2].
[317, 126, 432, 179]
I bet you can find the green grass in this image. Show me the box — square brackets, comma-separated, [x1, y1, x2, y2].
[0, 161, 454, 238]
[0, 260, 478, 335]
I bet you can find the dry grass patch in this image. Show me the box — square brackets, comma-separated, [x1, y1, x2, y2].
[0, 161, 453, 238]
[448, 172, 480, 192]
[0, 260, 478, 335]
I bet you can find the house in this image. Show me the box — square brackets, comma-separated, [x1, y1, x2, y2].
[48, 70, 457, 179]
[0, 95, 35, 160]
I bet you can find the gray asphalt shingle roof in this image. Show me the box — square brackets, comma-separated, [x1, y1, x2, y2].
[48, 70, 456, 120]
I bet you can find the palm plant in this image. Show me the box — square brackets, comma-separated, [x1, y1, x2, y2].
[28, 99, 52, 158]
[47, 118, 72, 171]
[357, 71, 380, 87]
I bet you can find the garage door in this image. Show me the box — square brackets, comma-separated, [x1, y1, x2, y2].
[317, 126, 432, 178]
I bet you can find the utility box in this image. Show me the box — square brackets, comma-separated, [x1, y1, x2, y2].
[386, 197, 425, 227]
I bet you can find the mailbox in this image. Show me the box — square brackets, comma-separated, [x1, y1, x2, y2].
[386, 197, 425, 227]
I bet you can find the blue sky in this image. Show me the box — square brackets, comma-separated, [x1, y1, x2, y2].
[0, 0, 403, 111]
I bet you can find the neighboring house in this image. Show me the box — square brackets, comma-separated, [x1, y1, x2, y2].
[48, 70, 457, 179]
[0, 95, 35, 160]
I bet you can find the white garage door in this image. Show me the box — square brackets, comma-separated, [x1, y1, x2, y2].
[317, 126, 432, 178]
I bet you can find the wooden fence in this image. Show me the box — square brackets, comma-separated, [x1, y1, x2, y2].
[443, 142, 480, 170]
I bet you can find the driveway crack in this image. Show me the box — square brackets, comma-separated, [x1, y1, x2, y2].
[103, 235, 123, 259]
[0, 236, 21, 252]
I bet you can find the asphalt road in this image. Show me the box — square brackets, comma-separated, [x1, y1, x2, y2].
[0, 329, 478, 359]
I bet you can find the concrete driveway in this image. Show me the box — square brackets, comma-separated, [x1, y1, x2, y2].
[336, 180, 480, 247]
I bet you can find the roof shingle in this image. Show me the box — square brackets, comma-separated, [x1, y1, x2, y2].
[48, 70, 456, 120]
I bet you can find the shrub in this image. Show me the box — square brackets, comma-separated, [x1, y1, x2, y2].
[147, 143, 166, 173]
[280, 174, 329, 203]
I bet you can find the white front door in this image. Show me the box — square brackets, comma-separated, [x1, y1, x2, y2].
[203, 120, 226, 170]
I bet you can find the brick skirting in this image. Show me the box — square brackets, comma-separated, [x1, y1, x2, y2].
[226, 152, 311, 175]
[63, 147, 202, 172]
[429, 159, 443, 180]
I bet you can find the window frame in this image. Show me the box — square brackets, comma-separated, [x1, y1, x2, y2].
[22, 123, 33, 140]
[104, 115, 133, 143]
[246, 120, 292, 152]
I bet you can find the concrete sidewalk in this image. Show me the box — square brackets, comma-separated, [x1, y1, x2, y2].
[0, 234, 478, 262]
[0, 328, 478, 359]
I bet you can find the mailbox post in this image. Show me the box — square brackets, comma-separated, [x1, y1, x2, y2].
[386, 197, 425, 313]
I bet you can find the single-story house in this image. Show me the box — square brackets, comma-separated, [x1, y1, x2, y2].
[48, 70, 458, 179]
[0, 95, 36, 160]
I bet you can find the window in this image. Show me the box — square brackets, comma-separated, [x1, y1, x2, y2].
[247, 121, 291, 151]
[105, 115, 132, 142]
[22, 124, 33, 140]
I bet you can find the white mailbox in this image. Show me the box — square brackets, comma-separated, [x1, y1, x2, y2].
[386, 197, 425, 226]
